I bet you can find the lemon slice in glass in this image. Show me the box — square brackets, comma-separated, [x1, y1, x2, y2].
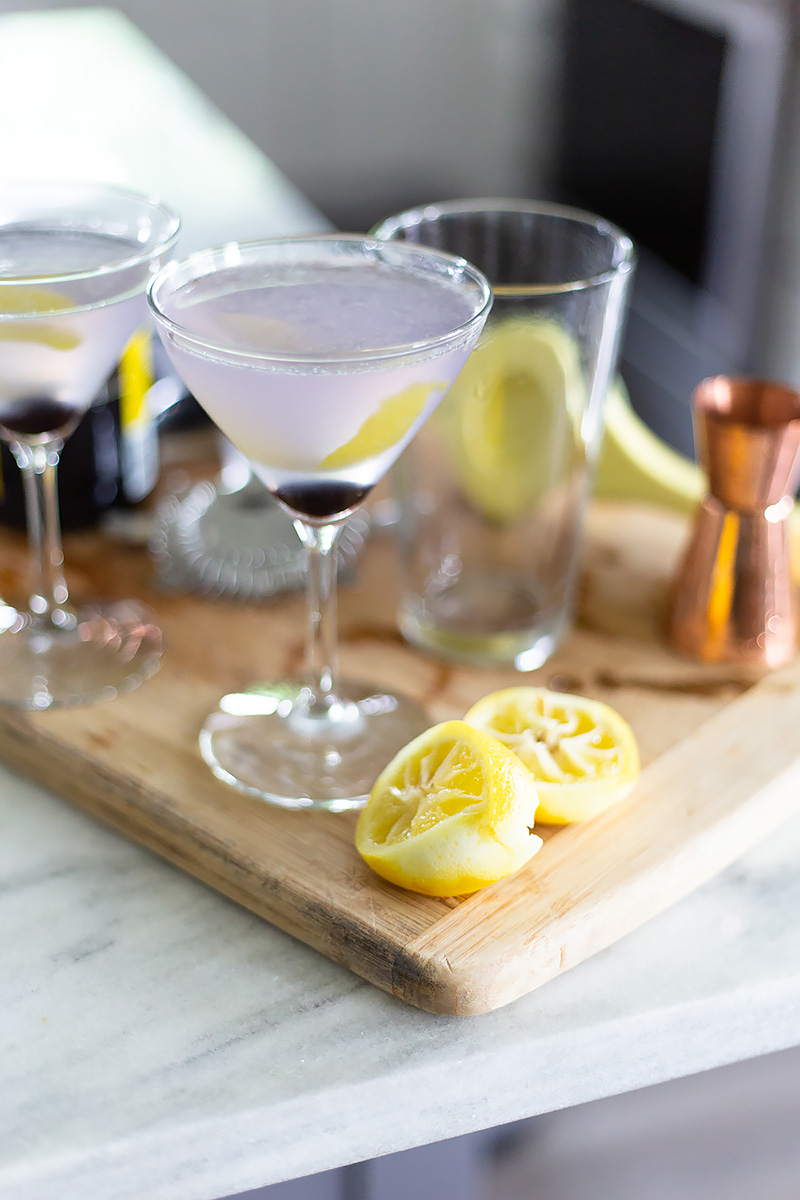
[0, 285, 73, 315]
[594, 378, 703, 514]
[465, 687, 640, 825]
[321, 380, 445, 471]
[0, 284, 80, 350]
[438, 317, 584, 524]
[355, 719, 542, 896]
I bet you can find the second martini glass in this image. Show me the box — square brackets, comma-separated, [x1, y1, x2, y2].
[0, 183, 179, 709]
[148, 235, 491, 809]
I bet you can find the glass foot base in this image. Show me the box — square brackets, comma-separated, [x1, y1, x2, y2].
[0, 600, 162, 710]
[200, 679, 431, 811]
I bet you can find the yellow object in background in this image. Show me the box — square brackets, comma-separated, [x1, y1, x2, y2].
[594, 380, 703, 513]
[117, 329, 159, 505]
[440, 317, 582, 524]
[0, 285, 81, 350]
[118, 328, 154, 432]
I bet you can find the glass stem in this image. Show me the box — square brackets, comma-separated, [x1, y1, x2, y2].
[294, 520, 342, 709]
[12, 439, 74, 628]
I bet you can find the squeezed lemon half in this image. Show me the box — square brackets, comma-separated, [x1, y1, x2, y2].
[355, 719, 542, 896]
[321, 381, 444, 471]
[464, 687, 640, 825]
[0, 284, 81, 351]
[439, 317, 583, 523]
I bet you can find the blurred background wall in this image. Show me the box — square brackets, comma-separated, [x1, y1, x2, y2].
[2, 0, 562, 227]
[2, 0, 798, 448]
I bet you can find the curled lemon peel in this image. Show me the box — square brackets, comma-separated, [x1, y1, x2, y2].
[321, 381, 444, 471]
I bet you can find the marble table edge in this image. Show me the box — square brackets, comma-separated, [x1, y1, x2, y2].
[4, 973, 800, 1200]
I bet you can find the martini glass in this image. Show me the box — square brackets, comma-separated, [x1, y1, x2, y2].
[0, 183, 180, 709]
[148, 235, 491, 809]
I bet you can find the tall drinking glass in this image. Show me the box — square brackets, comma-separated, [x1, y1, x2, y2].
[148, 235, 491, 810]
[373, 200, 635, 670]
[0, 183, 180, 708]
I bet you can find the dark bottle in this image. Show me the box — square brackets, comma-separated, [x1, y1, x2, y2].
[0, 330, 160, 532]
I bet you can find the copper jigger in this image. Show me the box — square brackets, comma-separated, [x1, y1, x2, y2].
[668, 376, 800, 667]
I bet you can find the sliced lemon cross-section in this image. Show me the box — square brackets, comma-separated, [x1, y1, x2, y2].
[355, 719, 542, 896]
[465, 687, 640, 825]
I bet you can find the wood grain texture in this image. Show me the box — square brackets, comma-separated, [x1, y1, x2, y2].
[0, 500, 795, 1015]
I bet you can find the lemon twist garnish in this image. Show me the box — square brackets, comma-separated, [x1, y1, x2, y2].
[0, 324, 81, 351]
[321, 381, 444, 471]
[0, 285, 80, 350]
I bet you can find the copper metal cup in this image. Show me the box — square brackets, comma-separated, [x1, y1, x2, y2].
[668, 376, 800, 667]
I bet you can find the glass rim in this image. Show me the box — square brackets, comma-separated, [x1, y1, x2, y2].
[146, 233, 493, 366]
[371, 197, 636, 295]
[0, 181, 181, 294]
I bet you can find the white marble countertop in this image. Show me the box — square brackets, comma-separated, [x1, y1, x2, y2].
[2, 757, 800, 1200]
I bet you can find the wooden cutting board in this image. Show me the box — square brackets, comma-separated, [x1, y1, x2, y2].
[1, 496, 799, 1016]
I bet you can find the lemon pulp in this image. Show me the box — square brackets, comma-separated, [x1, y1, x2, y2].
[465, 686, 640, 824]
[355, 719, 542, 896]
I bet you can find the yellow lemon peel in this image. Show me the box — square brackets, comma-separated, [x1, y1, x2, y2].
[0, 285, 73, 315]
[0, 285, 80, 350]
[0, 324, 80, 351]
[321, 381, 444, 471]
[595, 379, 703, 514]
[439, 317, 584, 524]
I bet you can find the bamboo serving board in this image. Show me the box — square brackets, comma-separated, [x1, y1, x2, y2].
[1, 497, 800, 1016]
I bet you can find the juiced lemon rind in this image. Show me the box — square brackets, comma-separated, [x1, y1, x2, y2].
[355, 719, 542, 896]
[464, 687, 640, 826]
